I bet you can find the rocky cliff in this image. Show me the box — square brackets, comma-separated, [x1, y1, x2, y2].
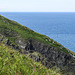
[0, 15, 75, 75]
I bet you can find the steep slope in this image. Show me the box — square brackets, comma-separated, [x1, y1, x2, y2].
[0, 15, 75, 75]
[0, 43, 60, 75]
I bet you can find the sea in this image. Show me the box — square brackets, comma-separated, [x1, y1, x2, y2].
[0, 12, 75, 52]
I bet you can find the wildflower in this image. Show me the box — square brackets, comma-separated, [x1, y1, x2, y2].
[19, 71, 22, 75]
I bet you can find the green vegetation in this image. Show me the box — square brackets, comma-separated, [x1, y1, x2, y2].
[0, 15, 74, 55]
[0, 43, 60, 75]
[0, 15, 75, 75]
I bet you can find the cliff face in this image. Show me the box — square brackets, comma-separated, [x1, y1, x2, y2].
[0, 34, 75, 75]
[0, 15, 75, 75]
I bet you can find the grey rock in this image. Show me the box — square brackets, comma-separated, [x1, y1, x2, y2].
[0, 34, 75, 75]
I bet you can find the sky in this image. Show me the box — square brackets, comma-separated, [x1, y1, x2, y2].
[0, 0, 75, 12]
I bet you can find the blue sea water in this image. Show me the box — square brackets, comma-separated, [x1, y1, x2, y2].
[0, 12, 75, 52]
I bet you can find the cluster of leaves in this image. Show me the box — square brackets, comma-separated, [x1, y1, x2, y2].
[0, 43, 60, 75]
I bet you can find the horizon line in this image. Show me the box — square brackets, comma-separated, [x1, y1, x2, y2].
[0, 11, 75, 13]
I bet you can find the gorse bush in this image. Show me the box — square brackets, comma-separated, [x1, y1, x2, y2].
[0, 43, 60, 75]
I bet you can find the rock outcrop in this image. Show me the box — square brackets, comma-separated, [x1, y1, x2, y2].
[0, 34, 75, 75]
[0, 15, 75, 75]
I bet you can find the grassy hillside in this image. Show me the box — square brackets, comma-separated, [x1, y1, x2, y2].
[0, 15, 74, 55]
[0, 43, 60, 75]
[0, 15, 75, 75]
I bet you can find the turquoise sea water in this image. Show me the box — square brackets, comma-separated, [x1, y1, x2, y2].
[0, 12, 75, 52]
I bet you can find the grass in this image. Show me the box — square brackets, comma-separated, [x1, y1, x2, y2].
[0, 43, 60, 75]
[0, 15, 75, 55]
